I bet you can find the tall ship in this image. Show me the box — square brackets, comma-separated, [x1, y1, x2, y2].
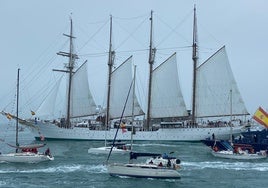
[5, 7, 249, 141]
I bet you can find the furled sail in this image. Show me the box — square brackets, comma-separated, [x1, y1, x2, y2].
[195, 46, 249, 118]
[109, 56, 144, 119]
[70, 62, 97, 118]
[150, 53, 188, 118]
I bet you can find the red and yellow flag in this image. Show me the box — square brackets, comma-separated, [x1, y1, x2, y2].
[253, 107, 268, 128]
[6, 113, 12, 120]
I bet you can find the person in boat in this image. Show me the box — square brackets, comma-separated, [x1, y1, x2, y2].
[45, 148, 51, 156]
[234, 146, 238, 153]
[237, 147, 243, 154]
[149, 160, 153, 164]
[167, 159, 171, 167]
[213, 145, 219, 152]
[254, 134, 258, 143]
[31, 148, 38, 153]
[158, 162, 163, 167]
[212, 133, 215, 140]
[22, 148, 28, 152]
[162, 153, 168, 159]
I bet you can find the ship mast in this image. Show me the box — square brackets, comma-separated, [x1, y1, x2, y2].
[56, 18, 78, 128]
[15, 68, 20, 152]
[106, 15, 115, 129]
[191, 5, 198, 125]
[146, 10, 156, 130]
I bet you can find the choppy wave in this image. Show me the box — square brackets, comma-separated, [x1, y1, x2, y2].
[0, 181, 7, 187]
[0, 164, 107, 174]
[182, 161, 268, 171]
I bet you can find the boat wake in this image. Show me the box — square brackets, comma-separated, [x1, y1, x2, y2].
[115, 175, 179, 182]
[0, 164, 107, 174]
[182, 161, 268, 171]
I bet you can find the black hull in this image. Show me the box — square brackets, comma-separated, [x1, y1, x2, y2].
[201, 129, 268, 152]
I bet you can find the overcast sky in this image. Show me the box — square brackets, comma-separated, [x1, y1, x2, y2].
[0, 0, 268, 122]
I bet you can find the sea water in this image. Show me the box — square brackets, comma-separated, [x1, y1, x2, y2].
[0, 123, 267, 188]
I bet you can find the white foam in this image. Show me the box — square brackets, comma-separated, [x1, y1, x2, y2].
[182, 161, 268, 171]
[0, 164, 107, 174]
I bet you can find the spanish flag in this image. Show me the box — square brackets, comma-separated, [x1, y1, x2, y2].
[253, 107, 268, 128]
[31, 110, 35, 116]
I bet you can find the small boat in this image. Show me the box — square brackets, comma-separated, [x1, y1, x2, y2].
[203, 128, 268, 154]
[107, 152, 181, 179]
[211, 149, 267, 160]
[0, 69, 54, 163]
[233, 128, 268, 151]
[88, 141, 130, 154]
[202, 107, 268, 153]
[0, 144, 54, 163]
[209, 139, 267, 160]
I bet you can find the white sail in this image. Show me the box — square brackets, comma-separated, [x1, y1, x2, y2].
[195, 46, 249, 118]
[109, 56, 144, 119]
[70, 62, 97, 118]
[151, 53, 188, 118]
[35, 76, 62, 119]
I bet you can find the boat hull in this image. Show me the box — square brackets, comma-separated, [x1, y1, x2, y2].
[107, 163, 180, 179]
[0, 152, 54, 163]
[88, 146, 129, 154]
[32, 122, 242, 141]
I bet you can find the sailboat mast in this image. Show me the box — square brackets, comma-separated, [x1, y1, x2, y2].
[146, 10, 155, 130]
[15, 68, 20, 151]
[230, 89, 233, 142]
[131, 65, 137, 151]
[106, 15, 115, 129]
[191, 5, 198, 124]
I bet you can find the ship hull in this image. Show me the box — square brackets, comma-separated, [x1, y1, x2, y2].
[31, 122, 242, 141]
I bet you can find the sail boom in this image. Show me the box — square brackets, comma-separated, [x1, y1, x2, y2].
[70, 113, 100, 119]
[109, 112, 145, 120]
[196, 113, 250, 119]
